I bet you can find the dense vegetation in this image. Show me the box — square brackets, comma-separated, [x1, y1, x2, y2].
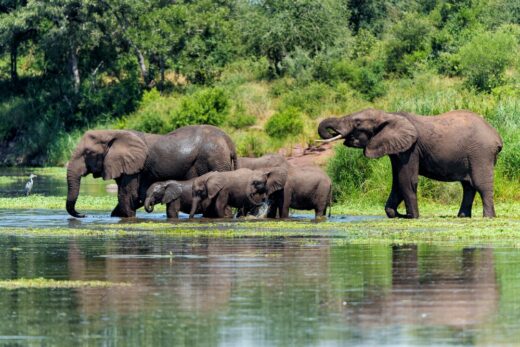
[1, 0, 519, 206]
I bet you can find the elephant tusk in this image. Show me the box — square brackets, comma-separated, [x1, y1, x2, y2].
[315, 134, 343, 143]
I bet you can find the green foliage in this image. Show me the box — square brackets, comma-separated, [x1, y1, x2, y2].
[326, 146, 374, 202]
[264, 108, 304, 139]
[170, 87, 230, 130]
[241, 0, 350, 75]
[226, 109, 256, 129]
[386, 14, 434, 75]
[453, 29, 518, 91]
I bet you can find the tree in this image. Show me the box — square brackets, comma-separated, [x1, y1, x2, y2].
[240, 0, 350, 75]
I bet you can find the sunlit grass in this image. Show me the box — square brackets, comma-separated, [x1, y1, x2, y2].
[0, 277, 131, 290]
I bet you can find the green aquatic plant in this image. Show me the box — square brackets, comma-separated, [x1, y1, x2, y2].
[0, 278, 131, 290]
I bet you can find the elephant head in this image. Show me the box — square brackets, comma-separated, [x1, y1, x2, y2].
[189, 172, 220, 218]
[248, 167, 287, 203]
[66, 130, 148, 218]
[317, 108, 418, 158]
[144, 181, 183, 213]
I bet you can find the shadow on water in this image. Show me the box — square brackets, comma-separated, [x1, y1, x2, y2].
[0, 235, 518, 346]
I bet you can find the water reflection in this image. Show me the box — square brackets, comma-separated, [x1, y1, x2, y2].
[0, 168, 114, 197]
[0, 235, 518, 346]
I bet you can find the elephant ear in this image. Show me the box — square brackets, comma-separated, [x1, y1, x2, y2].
[265, 167, 288, 195]
[103, 131, 148, 180]
[206, 174, 226, 200]
[163, 183, 183, 204]
[364, 114, 418, 158]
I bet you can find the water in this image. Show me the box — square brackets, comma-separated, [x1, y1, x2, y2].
[1, 236, 520, 346]
[1, 171, 520, 346]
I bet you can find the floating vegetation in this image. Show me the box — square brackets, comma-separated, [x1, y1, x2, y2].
[0, 278, 131, 290]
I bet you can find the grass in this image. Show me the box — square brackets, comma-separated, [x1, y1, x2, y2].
[0, 278, 131, 290]
[0, 215, 519, 244]
[0, 194, 119, 210]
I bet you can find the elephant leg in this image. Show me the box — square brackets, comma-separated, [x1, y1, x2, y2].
[471, 165, 496, 217]
[458, 181, 476, 218]
[279, 188, 291, 218]
[396, 154, 420, 219]
[112, 175, 139, 218]
[166, 201, 180, 219]
[267, 190, 283, 218]
[385, 156, 405, 218]
[214, 194, 229, 218]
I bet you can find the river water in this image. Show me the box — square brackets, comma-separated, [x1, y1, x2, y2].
[1, 170, 520, 346]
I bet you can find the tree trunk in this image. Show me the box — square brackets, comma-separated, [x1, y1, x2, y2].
[70, 48, 80, 93]
[10, 39, 18, 86]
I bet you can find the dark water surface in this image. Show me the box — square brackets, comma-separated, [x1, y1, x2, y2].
[1, 233, 520, 346]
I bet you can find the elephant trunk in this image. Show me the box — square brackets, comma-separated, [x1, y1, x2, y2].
[317, 117, 350, 143]
[66, 159, 87, 218]
[189, 197, 200, 218]
[144, 197, 154, 213]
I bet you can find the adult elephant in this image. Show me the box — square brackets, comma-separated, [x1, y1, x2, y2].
[66, 125, 237, 218]
[318, 109, 502, 218]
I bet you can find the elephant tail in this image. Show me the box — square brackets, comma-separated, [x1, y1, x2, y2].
[327, 185, 332, 218]
[224, 134, 238, 170]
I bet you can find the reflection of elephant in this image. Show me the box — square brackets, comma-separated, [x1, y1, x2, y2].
[318, 109, 503, 218]
[66, 125, 237, 218]
[189, 168, 287, 218]
[273, 164, 332, 219]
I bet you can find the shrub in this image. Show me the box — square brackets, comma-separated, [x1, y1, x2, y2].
[170, 87, 230, 129]
[264, 108, 304, 138]
[123, 88, 175, 134]
[326, 146, 374, 201]
[227, 112, 256, 129]
[234, 130, 270, 157]
[385, 15, 434, 75]
[454, 29, 518, 91]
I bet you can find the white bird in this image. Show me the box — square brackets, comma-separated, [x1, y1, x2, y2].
[24, 174, 37, 196]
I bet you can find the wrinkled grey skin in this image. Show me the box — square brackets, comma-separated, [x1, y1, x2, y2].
[318, 108, 503, 218]
[66, 125, 237, 218]
[144, 179, 195, 218]
[190, 168, 288, 218]
[237, 154, 288, 170]
[270, 164, 332, 219]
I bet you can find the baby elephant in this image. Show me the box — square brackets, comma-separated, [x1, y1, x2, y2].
[272, 164, 332, 219]
[144, 180, 193, 218]
[190, 168, 287, 218]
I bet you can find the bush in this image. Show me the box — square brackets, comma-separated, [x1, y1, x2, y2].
[385, 15, 434, 75]
[326, 146, 374, 201]
[264, 108, 304, 138]
[170, 87, 230, 129]
[123, 88, 175, 134]
[454, 29, 518, 91]
[227, 112, 256, 129]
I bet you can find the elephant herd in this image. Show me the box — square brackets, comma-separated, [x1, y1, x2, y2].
[66, 108, 503, 220]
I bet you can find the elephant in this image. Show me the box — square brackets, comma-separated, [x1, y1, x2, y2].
[66, 125, 237, 218]
[318, 108, 503, 218]
[237, 153, 288, 170]
[272, 164, 332, 220]
[144, 179, 192, 218]
[235, 154, 288, 218]
[189, 168, 288, 218]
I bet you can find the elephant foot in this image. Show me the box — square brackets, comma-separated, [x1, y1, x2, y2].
[385, 207, 399, 218]
[111, 207, 136, 218]
[457, 211, 472, 218]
